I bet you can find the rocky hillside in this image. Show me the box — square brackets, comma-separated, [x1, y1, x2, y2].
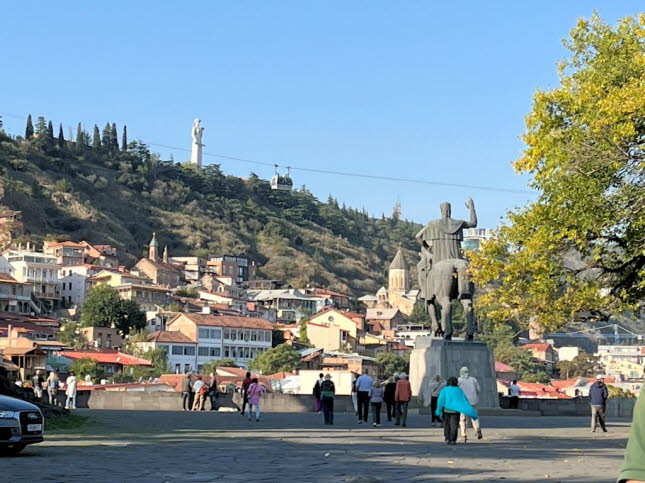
[0, 125, 420, 296]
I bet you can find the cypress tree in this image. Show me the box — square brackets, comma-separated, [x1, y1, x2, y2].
[47, 120, 54, 139]
[111, 122, 118, 151]
[76, 122, 83, 148]
[92, 124, 101, 149]
[58, 124, 65, 147]
[101, 123, 112, 151]
[36, 116, 47, 136]
[25, 115, 34, 139]
[122, 125, 128, 151]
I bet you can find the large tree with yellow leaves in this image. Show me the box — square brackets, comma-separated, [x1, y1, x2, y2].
[470, 14, 645, 333]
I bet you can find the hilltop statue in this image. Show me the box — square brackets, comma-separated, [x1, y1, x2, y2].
[416, 197, 477, 340]
[191, 118, 204, 167]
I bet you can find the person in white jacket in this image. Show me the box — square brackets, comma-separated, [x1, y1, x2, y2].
[458, 366, 482, 442]
[65, 372, 78, 409]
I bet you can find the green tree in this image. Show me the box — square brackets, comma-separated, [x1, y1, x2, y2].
[375, 352, 409, 376]
[25, 114, 34, 139]
[76, 122, 83, 147]
[35, 116, 47, 136]
[521, 372, 551, 384]
[59, 321, 89, 350]
[122, 125, 128, 151]
[57, 123, 65, 148]
[556, 352, 605, 379]
[69, 357, 102, 380]
[111, 123, 118, 151]
[470, 14, 645, 332]
[101, 123, 112, 151]
[248, 343, 301, 374]
[80, 285, 145, 334]
[407, 302, 431, 326]
[175, 287, 199, 298]
[47, 120, 54, 139]
[202, 358, 237, 374]
[92, 124, 101, 149]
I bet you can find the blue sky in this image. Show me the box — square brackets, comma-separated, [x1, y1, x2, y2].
[2, 2, 642, 228]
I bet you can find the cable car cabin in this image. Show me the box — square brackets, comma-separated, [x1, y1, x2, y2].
[271, 167, 293, 191]
[270, 174, 293, 191]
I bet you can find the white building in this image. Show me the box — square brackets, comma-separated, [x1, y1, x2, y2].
[138, 330, 198, 375]
[462, 228, 495, 251]
[58, 264, 103, 307]
[0, 249, 61, 312]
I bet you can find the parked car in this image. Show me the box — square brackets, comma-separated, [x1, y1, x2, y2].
[0, 395, 44, 455]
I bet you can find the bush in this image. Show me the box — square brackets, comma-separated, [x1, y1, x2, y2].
[54, 178, 72, 193]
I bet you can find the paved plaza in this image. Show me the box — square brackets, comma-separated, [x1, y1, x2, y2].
[7, 410, 631, 482]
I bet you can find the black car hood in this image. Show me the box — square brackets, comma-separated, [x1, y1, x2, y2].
[0, 395, 40, 411]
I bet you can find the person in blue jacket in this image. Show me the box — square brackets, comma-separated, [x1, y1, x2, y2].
[435, 376, 479, 445]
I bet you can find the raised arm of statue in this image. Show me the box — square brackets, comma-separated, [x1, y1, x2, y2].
[465, 197, 477, 228]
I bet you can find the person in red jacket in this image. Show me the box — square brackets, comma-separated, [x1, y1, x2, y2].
[394, 372, 412, 427]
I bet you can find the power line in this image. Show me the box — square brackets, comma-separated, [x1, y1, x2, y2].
[1, 111, 533, 195]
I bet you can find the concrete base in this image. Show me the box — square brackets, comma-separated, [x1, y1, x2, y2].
[409, 337, 498, 408]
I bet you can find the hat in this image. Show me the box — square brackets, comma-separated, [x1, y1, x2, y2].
[324, 373, 332, 380]
[399, 372, 407, 379]
[596, 374, 603, 380]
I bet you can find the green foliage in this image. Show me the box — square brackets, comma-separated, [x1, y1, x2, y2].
[407, 303, 431, 326]
[608, 385, 636, 398]
[122, 125, 128, 151]
[53, 178, 72, 193]
[470, 14, 645, 332]
[25, 115, 33, 139]
[69, 357, 102, 380]
[80, 285, 146, 334]
[556, 352, 605, 379]
[59, 321, 89, 350]
[175, 287, 199, 298]
[92, 125, 100, 149]
[521, 371, 551, 384]
[374, 352, 409, 376]
[202, 358, 237, 374]
[248, 343, 301, 374]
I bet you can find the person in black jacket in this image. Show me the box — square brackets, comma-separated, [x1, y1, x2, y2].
[384, 375, 397, 422]
[320, 374, 336, 425]
[589, 375, 609, 432]
[181, 373, 193, 411]
[313, 373, 324, 413]
[208, 373, 218, 411]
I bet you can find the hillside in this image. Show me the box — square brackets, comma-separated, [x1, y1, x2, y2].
[0, 124, 421, 296]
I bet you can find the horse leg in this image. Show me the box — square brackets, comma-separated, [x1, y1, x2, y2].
[461, 298, 475, 341]
[438, 296, 452, 340]
[428, 300, 441, 337]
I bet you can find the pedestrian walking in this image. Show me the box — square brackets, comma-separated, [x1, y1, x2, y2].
[618, 385, 645, 482]
[369, 380, 384, 427]
[32, 369, 44, 400]
[590, 374, 609, 433]
[394, 372, 412, 427]
[355, 369, 373, 424]
[458, 366, 482, 442]
[313, 373, 324, 413]
[429, 375, 446, 427]
[320, 373, 335, 425]
[46, 371, 59, 406]
[384, 375, 397, 422]
[351, 373, 358, 416]
[192, 376, 207, 411]
[246, 378, 265, 422]
[508, 380, 521, 409]
[181, 373, 193, 411]
[208, 373, 219, 411]
[65, 372, 77, 409]
[241, 371, 252, 416]
[435, 376, 479, 445]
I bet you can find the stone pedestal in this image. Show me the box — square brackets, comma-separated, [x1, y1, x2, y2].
[409, 337, 498, 408]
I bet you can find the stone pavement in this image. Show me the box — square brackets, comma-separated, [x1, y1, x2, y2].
[7, 410, 631, 482]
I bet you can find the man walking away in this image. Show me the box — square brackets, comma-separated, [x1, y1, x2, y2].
[181, 373, 193, 411]
[192, 376, 206, 411]
[384, 376, 397, 422]
[241, 372, 252, 416]
[590, 374, 609, 433]
[508, 380, 521, 409]
[313, 373, 324, 413]
[355, 369, 373, 423]
[320, 374, 336, 425]
[395, 372, 412, 427]
[369, 379, 385, 427]
[429, 375, 446, 427]
[32, 370, 44, 401]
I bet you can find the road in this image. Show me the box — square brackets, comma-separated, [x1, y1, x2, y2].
[6, 410, 631, 482]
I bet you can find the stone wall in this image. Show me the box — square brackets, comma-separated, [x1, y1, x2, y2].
[506, 396, 637, 418]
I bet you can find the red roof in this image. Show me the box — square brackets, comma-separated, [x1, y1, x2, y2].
[312, 288, 348, 298]
[170, 313, 273, 330]
[145, 331, 196, 344]
[521, 343, 552, 352]
[0, 273, 29, 284]
[46, 241, 85, 248]
[59, 350, 152, 366]
[495, 361, 515, 372]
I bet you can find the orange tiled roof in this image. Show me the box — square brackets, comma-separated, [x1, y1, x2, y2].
[170, 313, 272, 330]
[0, 273, 29, 284]
[59, 350, 152, 366]
[521, 343, 552, 351]
[145, 331, 196, 344]
[495, 361, 515, 372]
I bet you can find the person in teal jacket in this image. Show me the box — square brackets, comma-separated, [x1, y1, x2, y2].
[435, 376, 479, 445]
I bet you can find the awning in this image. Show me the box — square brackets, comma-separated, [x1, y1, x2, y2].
[0, 360, 20, 371]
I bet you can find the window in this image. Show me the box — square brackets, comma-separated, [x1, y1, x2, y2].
[211, 328, 221, 339]
[265, 331, 272, 342]
[250, 330, 257, 341]
[209, 347, 221, 357]
[224, 346, 230, 358]
[197, 365, 203, 373]
[172, 346, 183, 355]
[231, 330, 237, 341]
[198, 347, 209, 357]
[198, 328, 209, 339]
[223, 329, 230, 340]
[69, 282, 72, 290]
[243, 330, 249, 341]
[184, 346, 195, 356]
[184, 364, 191, 373]
[244, 347, 250, 359]
[232, 347, 237, 358]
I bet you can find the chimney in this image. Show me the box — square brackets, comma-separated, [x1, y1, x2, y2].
[201, 305, 211, 315]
